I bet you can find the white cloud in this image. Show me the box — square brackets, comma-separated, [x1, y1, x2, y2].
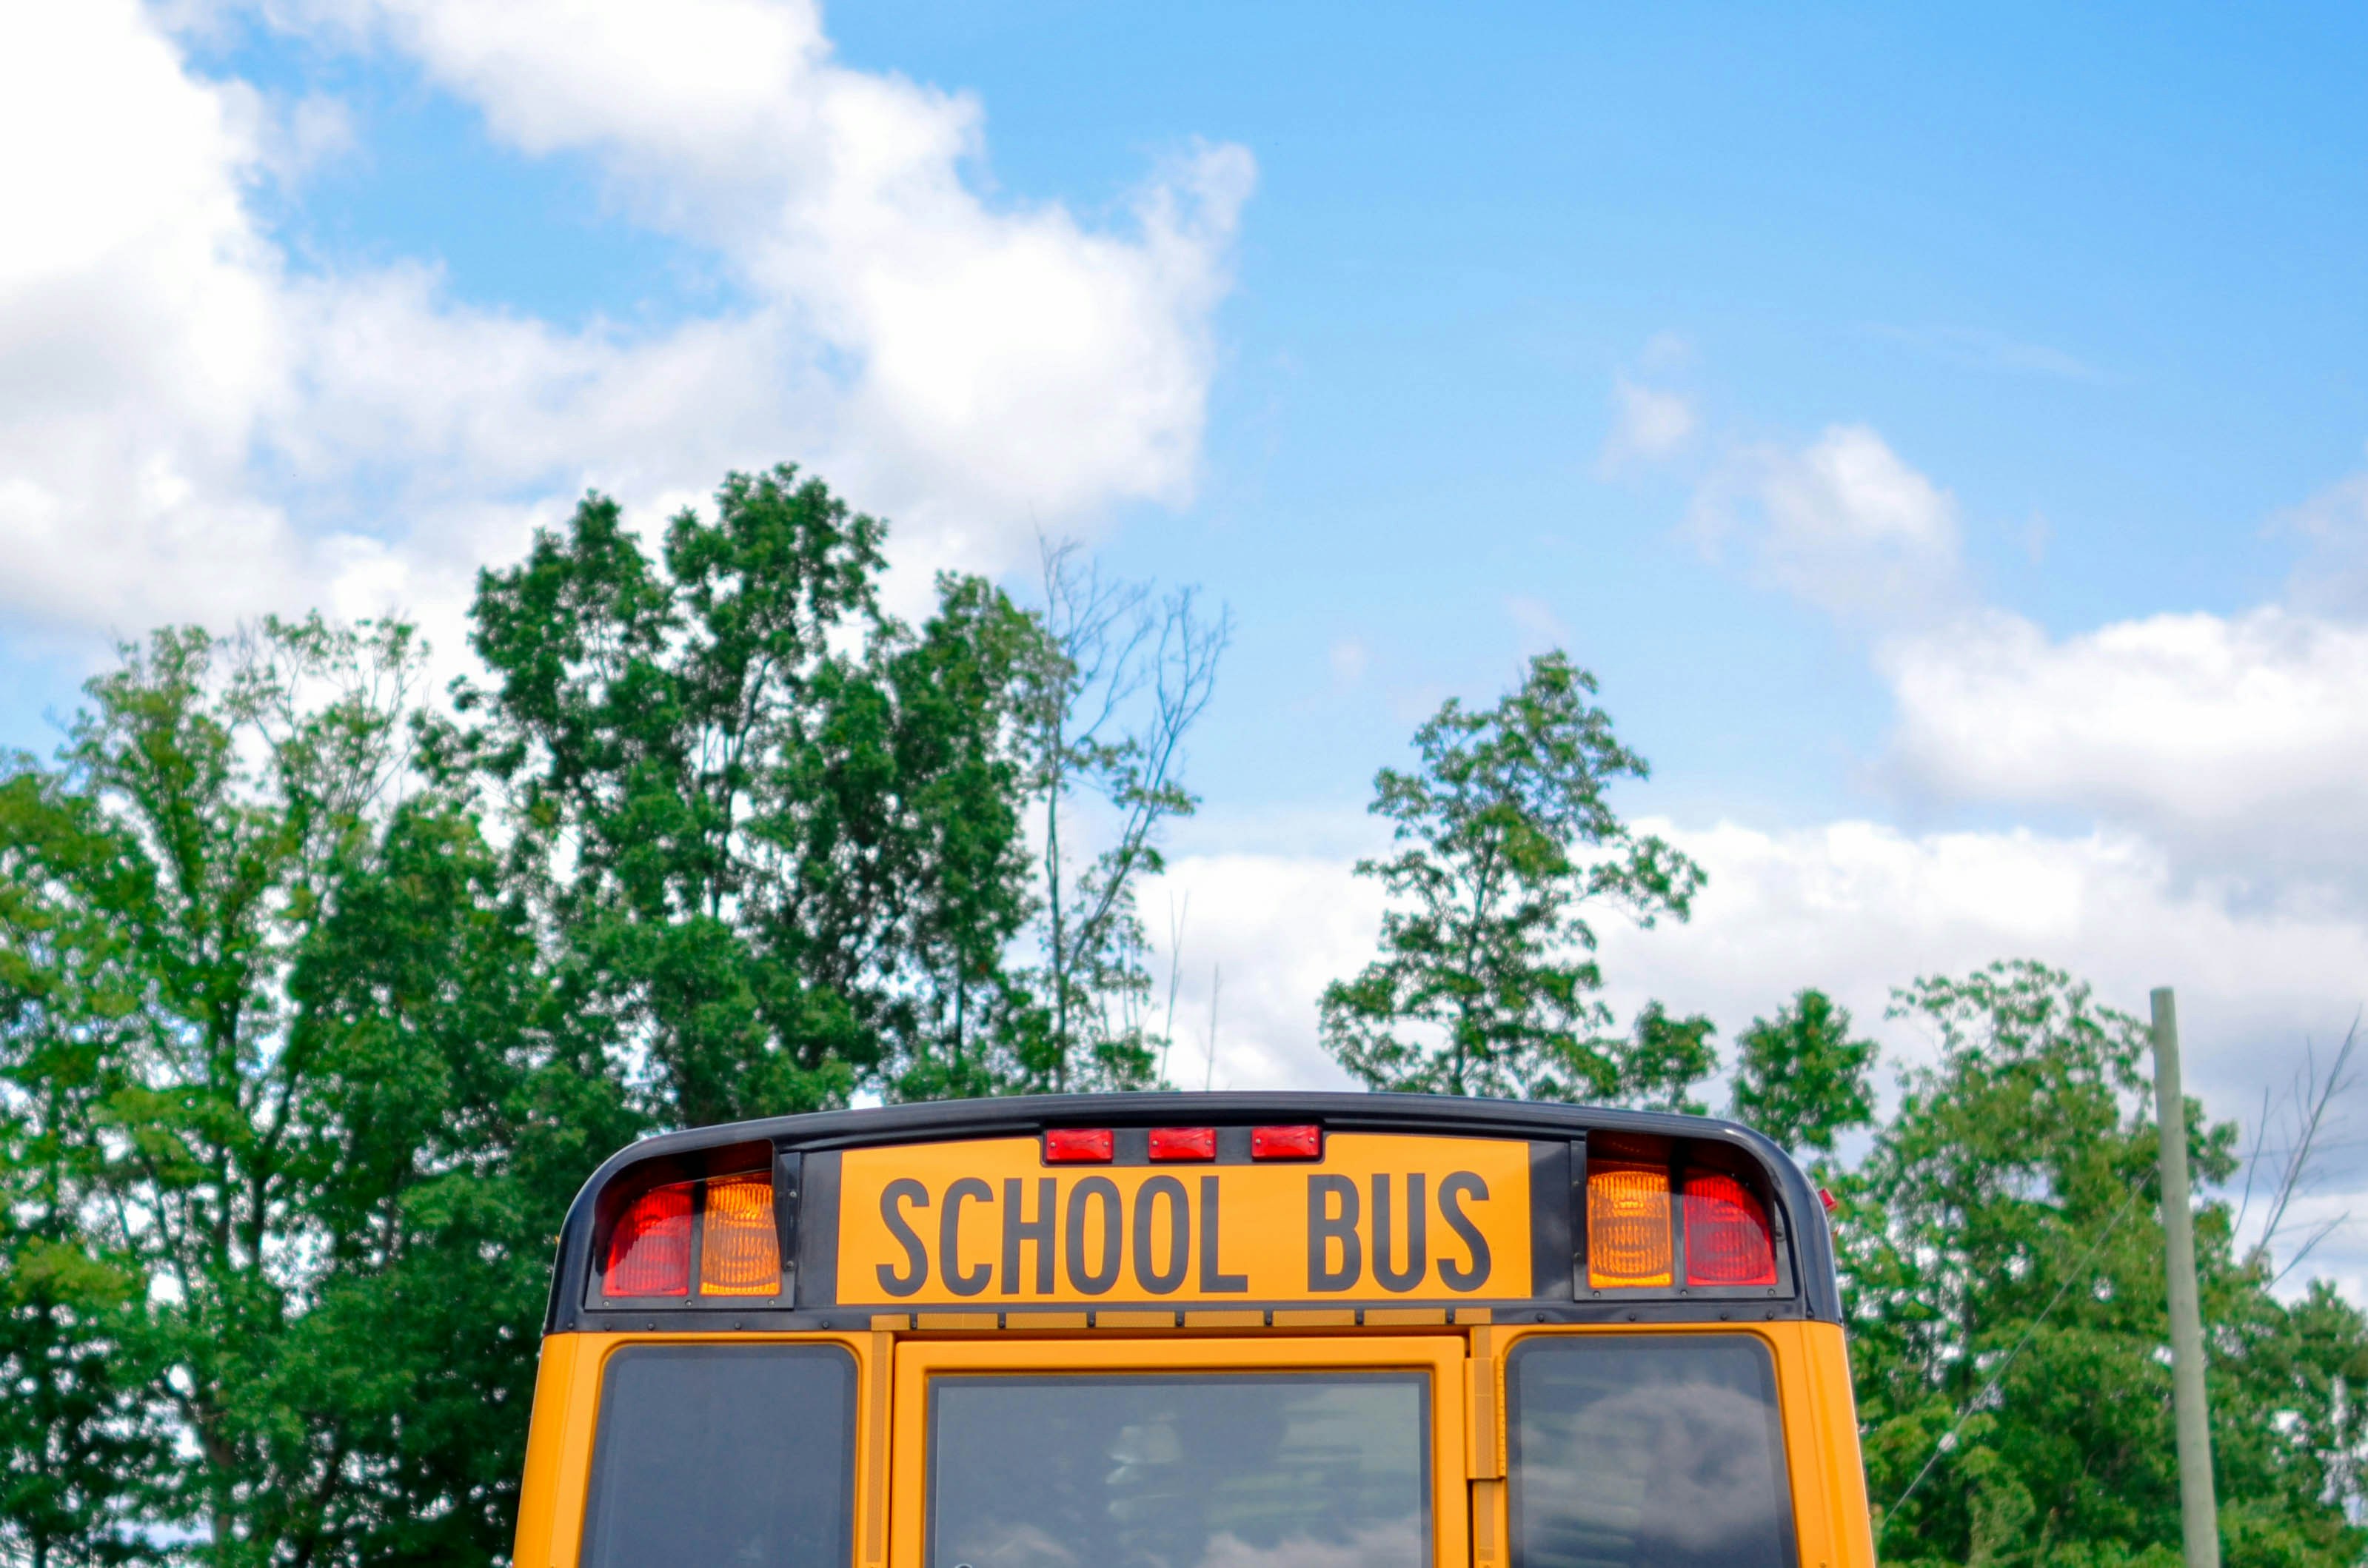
[1594, 817, 2368, 1075]
[1690, 424, 1964, 622]
[1154, 818, 2368, 1101]
[1506, 594, 1569, 652]
[1670, 421, 2368, 897]
[1328, 637, 1369, 688]
[0, 0, 1251, 650]
[1144, 852, 1383, 1093]
[1144, 818, 2368, 1284]
[1865, 323, 2101, 383]
[1636, 332, 1691, 373]
[2281, 463, 2368, 616]
[271, 0, 1254, 544]
[1648, 413, 2368, 1277]
[1600, 375, 1695, 467]
[1880, 606, 2368, 894]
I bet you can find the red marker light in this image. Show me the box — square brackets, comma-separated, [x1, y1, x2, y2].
[1683, 1171, 1779, 1287]
[604, 1181, 694, 1296]
[1148, 1127, 1217, 1161]
[1250, 1125, 1322, 1161]
[1044, 1128, 1114, 1163]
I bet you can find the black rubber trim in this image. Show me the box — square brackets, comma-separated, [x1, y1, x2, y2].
[772, 1151, 803, 1306]
[1526, 1140, 1572, 1300]
[542, 1092, 1842, 1333]
[795, 1150, 841, 1310]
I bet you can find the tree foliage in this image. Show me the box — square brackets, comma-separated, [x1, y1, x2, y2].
[0, 617, 636, 1565]
[1320, 652, 1707, 1099]
[1844, 962, 2368, 1568]
[5, 469, 2367, 1568]
[449, 469, 914, 1125]
[1730, 987, 1879, 1154]
[0, 465, 1237, 1564]
[442, 469, 1216, 1117]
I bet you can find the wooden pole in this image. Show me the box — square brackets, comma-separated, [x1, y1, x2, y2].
[2150, 986, 2220, 1568]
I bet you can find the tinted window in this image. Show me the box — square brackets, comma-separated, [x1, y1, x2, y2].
[930, 1373, 1428, 1568]
[1509, 1336, 1794, 1568]
[581, 1344, 854, 1568]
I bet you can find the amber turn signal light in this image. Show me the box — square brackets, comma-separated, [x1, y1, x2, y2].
[1586, 1162, 1673, 1288]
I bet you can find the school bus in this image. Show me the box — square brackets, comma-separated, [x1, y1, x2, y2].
[512, 1091, 1874, 1568]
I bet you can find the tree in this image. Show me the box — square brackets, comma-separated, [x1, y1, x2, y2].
[0, 617, 634, 1564]
[450, 468, 890, 1127]
[0, 463, 1210, 1564]
[1320, 652, 1706, 1100]
[449, 466, 1063, 1121]
[0, 1177, 161, 1567]
[0, 754, 170, 1568]
[1729, 988, 1878, 1155]
[1017, 540, 1229, 1093]
[1842, 961, 2368, 1568]
[874, 574, 1055, 1102]
[1607, 1000, 1719, 1114]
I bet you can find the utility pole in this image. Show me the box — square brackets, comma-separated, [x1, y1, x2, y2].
[2150, 986, 2220, 1568]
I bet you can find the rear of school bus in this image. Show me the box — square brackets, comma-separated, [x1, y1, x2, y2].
[512, 1092, 1875, 1568]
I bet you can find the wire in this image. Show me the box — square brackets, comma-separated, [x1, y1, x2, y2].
[1875, 1182, 2145, 1548]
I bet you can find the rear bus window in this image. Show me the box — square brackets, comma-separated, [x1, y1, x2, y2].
[581, 1344, 855, 1568]
[929, 1373, 1428, 1568]
[1508, 1335, 1794, 1568]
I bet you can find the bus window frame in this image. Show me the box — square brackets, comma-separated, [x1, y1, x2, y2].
[577, 1339, 859, 1568]
[887, 1334, 1471, 1568]
[510, 1331, 882, 1568]
[1475, 1322, 1872, 1568]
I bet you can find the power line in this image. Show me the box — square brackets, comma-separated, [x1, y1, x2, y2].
[1876, 1182, 2145, 1547]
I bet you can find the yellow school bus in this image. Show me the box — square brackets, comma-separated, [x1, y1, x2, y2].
[512, 1092, 1874, 1568]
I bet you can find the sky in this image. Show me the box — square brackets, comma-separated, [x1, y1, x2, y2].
[6, 2, 2368, 1277]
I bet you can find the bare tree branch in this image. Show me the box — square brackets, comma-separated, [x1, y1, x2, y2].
[2246, 1013, 2362, 1273]
[1026, 536, 1231, 1079]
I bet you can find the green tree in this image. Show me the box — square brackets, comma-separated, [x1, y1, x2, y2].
[0, 618, 632, 1565]
[0, 1182, 162, 1567]
[1607, 1000, 1719, 1113]
[450, 467, 894, 1126]
[0, 764, 170, 1568]
[450, 467, 1209, 1112]
[0, 463, 1219, 1564]
[874, 574, 1057, 1101]
[1844, 961, 2368, 1568]
[1730, 988, 1878, 1154]
[1320, 652, 1707, 1100]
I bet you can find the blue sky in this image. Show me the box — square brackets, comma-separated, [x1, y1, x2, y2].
[7, 1, 2368, 1255]
[124, 0, 2368, 830]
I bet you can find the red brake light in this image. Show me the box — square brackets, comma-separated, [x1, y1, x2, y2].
[1044, 1128, 1114, 1163]
[1251, 1125, 1322, 1160]
[604, 1182, 693, 1296]
[1148, 1126, 1217, 1161]
[1684, 1172, 1778, 1287]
